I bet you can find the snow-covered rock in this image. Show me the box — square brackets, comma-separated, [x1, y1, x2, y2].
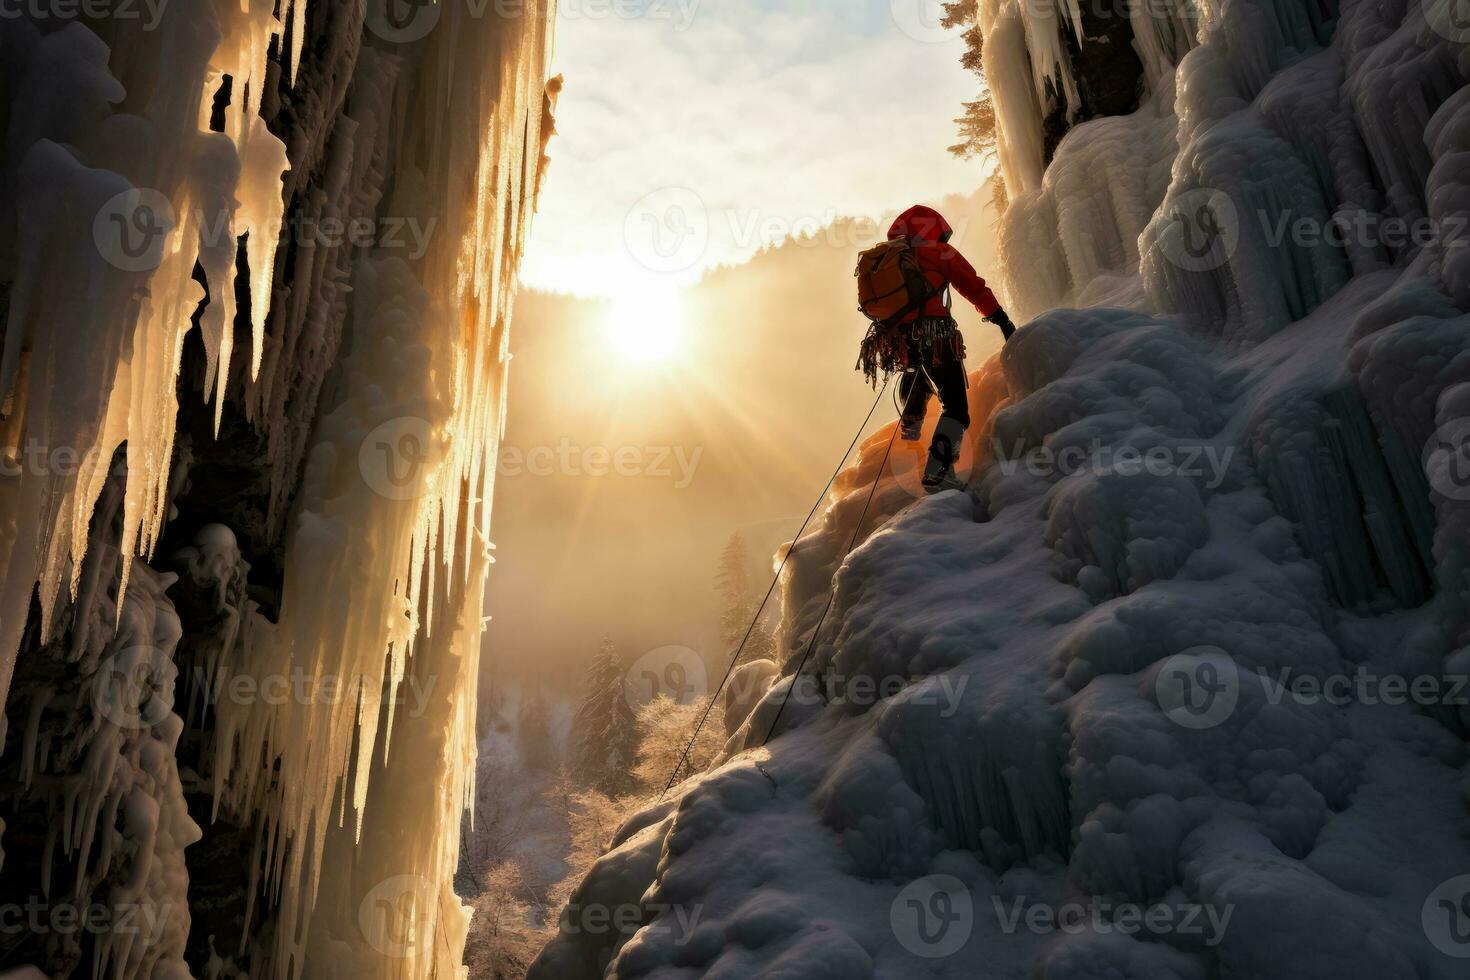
[534, 0, 1470, 976]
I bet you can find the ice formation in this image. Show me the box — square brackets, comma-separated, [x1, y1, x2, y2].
[2, 1, 556, 977]
[534, 0, 1470, 977]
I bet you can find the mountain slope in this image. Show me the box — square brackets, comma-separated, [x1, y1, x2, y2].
[532, 0, 1470, 975]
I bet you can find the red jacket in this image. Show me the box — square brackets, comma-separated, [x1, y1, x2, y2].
[887, 205, 1001, 322]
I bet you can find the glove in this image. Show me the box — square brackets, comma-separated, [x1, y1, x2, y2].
[985, 309, 1016, 340]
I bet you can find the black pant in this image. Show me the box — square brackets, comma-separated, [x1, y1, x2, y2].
[899, 358, 970, 433]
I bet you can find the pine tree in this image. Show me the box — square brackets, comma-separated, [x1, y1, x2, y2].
[715, 533, 751, 651]
[715, 532, 774, 665]
[569, 638, 639, 795]
[518, 684, 555, 771]
[941, 1, 1006, 208]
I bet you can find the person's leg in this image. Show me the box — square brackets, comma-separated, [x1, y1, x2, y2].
[929, 357, 970, 430]
[923, 358, 970, 486]
[897, 367, 934, 440]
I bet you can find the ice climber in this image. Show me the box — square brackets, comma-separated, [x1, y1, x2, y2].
[855, 204, 1016, 492]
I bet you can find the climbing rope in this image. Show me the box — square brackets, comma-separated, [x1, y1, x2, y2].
[760, 423, 901, 747]
[658, 376, 894, 802]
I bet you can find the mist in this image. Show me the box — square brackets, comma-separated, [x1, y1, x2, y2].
[482, 186, 1004, 702]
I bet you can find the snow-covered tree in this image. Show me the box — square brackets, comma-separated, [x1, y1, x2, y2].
[518, 684, 556, 771]
[630, 695, 725, 793]
[941, 1, 1004, 208]
[569, 638, 639, 794]
[715, 532, 774, 665]
[715, 532, 752, 648]
[545, 782, 625, 912]
[463, 859, 555, 979]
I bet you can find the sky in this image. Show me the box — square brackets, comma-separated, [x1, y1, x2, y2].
[519, 0, 984, 297]
[486, 1, 1003, 693]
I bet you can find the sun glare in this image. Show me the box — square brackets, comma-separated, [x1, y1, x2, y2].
[602, 288, 687, 365]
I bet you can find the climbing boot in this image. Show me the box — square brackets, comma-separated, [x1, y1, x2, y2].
[922, 418, 965, 493]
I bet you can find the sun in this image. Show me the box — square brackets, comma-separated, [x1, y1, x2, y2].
[601, 287, 687, 365]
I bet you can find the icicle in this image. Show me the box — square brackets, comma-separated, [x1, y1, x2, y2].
[288, 0, 307, 86]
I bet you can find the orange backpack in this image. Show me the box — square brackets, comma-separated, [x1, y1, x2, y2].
[855, 239, 937, 327]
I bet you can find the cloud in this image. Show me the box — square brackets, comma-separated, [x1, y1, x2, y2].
[521, 0, 985, 296]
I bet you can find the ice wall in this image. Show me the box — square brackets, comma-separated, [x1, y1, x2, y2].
[0, 2, 293, 689]
[1, 2, 557, 977]
[1, 474, 198, 978]
[533, 0, 1470, 977]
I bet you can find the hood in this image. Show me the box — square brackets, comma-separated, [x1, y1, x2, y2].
[887, 205, 953, 244]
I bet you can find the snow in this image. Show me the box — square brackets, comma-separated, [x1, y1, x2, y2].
[534, 0, 1470, 975]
